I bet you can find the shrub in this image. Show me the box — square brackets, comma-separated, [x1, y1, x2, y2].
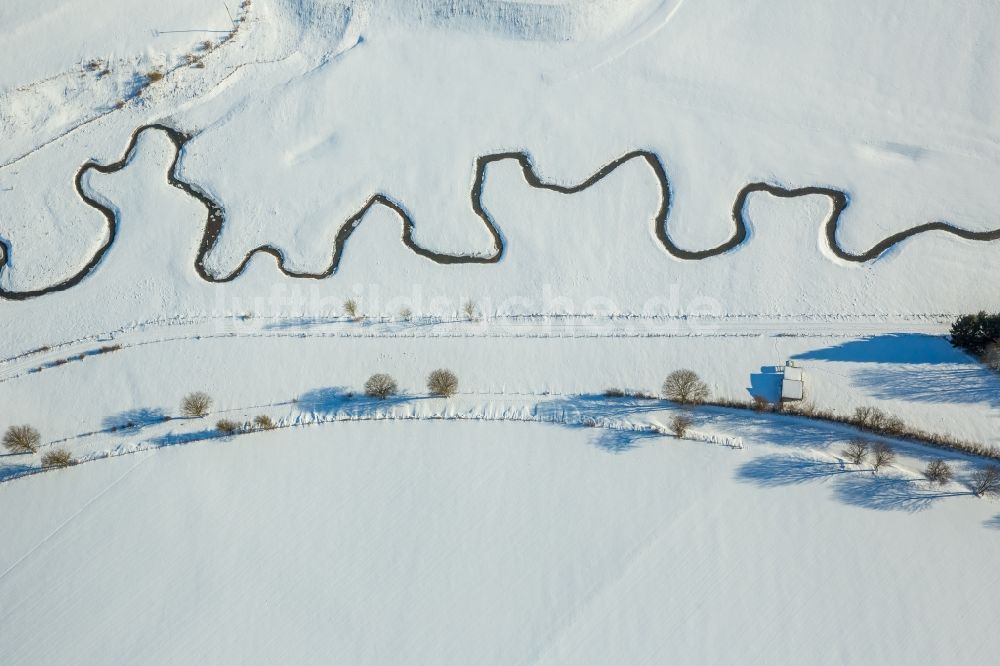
[924, 460, 953, 485]
[216, 419, 241, 435]
[181, 392, 212, 418]
[669, 414, 694, 438]
[752, 395, 771, 412]
[604, 388, 626, 398]
[398, 307, 413, 322]
[3, 425, 41, 454]
[463, 300, 479, 321]
[950, 312, 1000, 356]
[662, 370, 709, 404]
[971, 466, 1000, 497]
[852, 406, 904, 435]
[41, 448, 73, 467]
[253, 415, 275, 430]
[871, 443, 896, 475]
[146, 70, 164, 83]
[427, 369, 458, 397]
[365, 373, 398, 399]
[843, 439, 869, 465]
[343, 298, 362, 321]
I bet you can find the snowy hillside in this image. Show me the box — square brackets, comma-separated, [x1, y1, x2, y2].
[1, 1, 999, 663]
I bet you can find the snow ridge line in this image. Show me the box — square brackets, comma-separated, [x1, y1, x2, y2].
[3, 125, 1000, 300]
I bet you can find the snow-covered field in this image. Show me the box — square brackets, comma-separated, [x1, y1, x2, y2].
[2, 0, 999, 663]
[2, 421, 998, 664]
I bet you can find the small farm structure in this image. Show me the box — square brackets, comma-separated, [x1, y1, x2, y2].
[781, 363, 805, 401]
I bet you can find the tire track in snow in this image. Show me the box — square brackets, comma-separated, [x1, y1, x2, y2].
[2, 124, 999, 299]
[0, 454, 149, 592]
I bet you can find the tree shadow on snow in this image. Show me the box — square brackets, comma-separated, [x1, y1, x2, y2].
[736, 454, 853, 488]
[148, 428, 220, 448]
[296, 386, 417, 415]
[698, 408, 844, 450]
[589, 427, 662, 453]
[852, 364, 1000, 408]
[984, 515, 1000, 531]
[535, 394, 666, 424]
[791, 333, 963, 365]
[102, 407, 169, 432]
[738, 455, 966, 513]
[832, 475, 967, 513]
[0, 463, 35, 482]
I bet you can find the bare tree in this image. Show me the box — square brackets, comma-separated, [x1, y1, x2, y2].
[427, 369, 459, 397]
[41, 448, 74, 467]
[398, 307, 413, 322]
[924, 459, 953, 485]
[871, 443, 896, 475]
[463, 300, 479, 321]
[365, 373, 398, 400]
[662, 370, 709, 404]
[843, 439, 869, 465]
[669, 414, 694, 438]
[971, 466, 1000, 497]
[181, 392, 212, 418]
[343, 298, 362, 321]
[3, 425, 41, 454]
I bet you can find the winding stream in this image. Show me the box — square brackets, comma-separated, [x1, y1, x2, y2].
[1, 123, 998, 300]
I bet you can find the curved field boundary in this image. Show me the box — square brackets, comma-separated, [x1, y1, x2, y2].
[2, 124, 1000, 300]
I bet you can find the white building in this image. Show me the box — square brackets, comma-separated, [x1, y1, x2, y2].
[781, 364, 804, 401]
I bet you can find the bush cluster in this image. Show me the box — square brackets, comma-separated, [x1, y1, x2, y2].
[41, 448, 74, 468]
[216, 419, 241, 435]
[852, 406, 905, 436]
[669, 414, 693, 438]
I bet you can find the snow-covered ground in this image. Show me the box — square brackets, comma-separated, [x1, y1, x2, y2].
[2, 422, 998, 664]
[1, 0, 999, 662]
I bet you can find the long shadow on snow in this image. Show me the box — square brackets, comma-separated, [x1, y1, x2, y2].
[297, 386, 419, 416]
[0, 463, 35, 482]
[102, 407, 170, 432]
[592, 427, 662, 453]
[535, 394, 666, 423]
[697, 407, 847, 450]
[737, 454, 854, 487]
[149, 428, 220, 448]
[833, 475, 968, 513]
[738, 454, 965, 513]
[536, 395, 677, 453]
[792, 333, 964, 365]
[852, 364, 1000, 408]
